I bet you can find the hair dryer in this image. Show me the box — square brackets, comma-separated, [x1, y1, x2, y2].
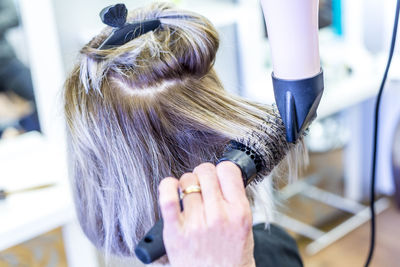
[260, 0, 324, 142]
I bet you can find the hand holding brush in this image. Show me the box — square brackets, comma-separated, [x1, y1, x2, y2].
[135, 112, 297, 264]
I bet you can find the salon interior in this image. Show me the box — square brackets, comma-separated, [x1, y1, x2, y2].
[1, 0, 400, 266]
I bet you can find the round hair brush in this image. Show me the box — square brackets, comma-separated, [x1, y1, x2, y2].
[135, 108, 300, 264]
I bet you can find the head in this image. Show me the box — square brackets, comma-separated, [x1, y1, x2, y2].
[64, 2, 305, 259]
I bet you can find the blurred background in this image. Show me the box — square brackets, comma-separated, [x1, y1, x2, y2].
[1, 0, 400, 266]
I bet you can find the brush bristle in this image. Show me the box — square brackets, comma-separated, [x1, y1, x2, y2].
[229, 107, 298, 184]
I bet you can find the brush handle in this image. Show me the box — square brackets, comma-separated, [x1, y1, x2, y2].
[218, 148, 258, 185]
[135, 219, 165, 264]
[135, 145, 258, 264]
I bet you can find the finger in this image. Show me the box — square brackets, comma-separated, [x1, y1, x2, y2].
[159, 177, 182, 231]
[179, 172, 204, 220]
[193, 163, 223, 210]
[216, 161, 247, 204]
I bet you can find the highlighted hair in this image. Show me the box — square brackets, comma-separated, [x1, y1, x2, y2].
[64, 2, 306, 260]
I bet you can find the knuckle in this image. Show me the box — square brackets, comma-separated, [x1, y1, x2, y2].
[189, 222, 203, 232]
[186, 222, 206, 236]
[232, 209, 252, 230]
[160, 199, 177, 211]
[159, 177, 177, 189]
[208, 216, 226, 229]
[216, 161, 242, 181]
[216, 161, 239, 172]
[241, 214, 252, 232]
[180, 172, 196, 183]
[241, 215, 252, 231]
[158, 177, 178, 196]
[193, 162, 216, 174]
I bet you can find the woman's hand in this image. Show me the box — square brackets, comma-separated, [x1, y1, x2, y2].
[159, 161, 256, 267]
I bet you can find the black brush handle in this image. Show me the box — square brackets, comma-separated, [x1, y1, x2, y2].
[134, 146, 258, 264]
[135, 219, 164, 264]
[218, 149, 257, 185]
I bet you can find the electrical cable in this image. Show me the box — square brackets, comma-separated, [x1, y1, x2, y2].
[365, 0, 400, 266]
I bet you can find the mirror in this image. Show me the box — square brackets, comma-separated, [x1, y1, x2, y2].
[0, 0, 40, 139]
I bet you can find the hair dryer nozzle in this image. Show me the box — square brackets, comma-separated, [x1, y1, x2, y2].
[272, 70, 324, 143]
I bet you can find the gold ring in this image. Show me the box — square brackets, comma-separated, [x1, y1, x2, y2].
[180, 185, 202, 199]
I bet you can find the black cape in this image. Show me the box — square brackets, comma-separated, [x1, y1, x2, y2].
[253, 223, 303, 267]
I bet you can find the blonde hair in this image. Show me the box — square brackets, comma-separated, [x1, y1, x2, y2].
[64, 2, 306, 259]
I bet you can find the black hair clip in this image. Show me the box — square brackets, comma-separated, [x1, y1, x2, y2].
[98, 4, 161, 50]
